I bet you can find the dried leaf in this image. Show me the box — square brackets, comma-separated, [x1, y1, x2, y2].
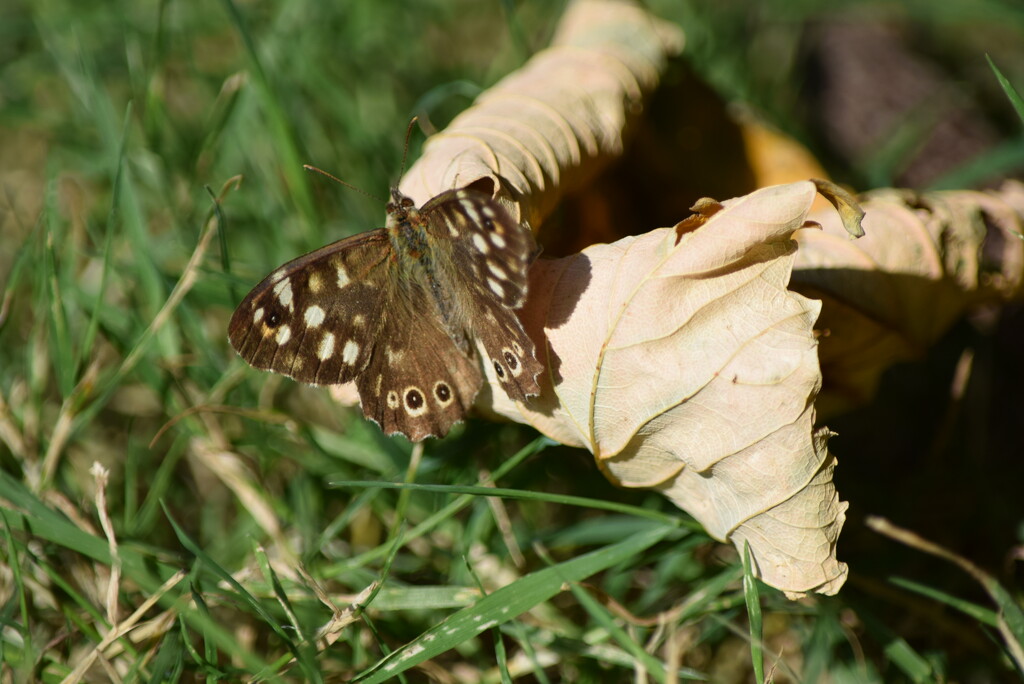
[400, 0, 684, 231]
[738, 116, 830, 188]
[794, 181, 1024, 414]
[495, 182, 847, 597]
[328, 2, 848, 597]
[812, 179, 865, 238]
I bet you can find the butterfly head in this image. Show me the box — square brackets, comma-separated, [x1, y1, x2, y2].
[386, 188, 416, 219]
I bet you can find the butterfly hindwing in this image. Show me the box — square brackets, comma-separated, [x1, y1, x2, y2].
[471, 295, 543, 402]
[352, 284, 482, 440]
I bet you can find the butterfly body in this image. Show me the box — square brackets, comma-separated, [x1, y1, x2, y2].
[383, 191, 463, 339]
[386, 191, 430, 266]
[229, 186, 543, 441]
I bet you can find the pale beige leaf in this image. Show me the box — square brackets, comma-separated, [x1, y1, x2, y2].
[332, 2, 849, 597]
[497, 182, 848, 597]
[400, 0, 683, 231]
[794, 181, 1024, 414]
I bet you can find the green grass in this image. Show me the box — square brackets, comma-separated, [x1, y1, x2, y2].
[2, 0, 1024, 681]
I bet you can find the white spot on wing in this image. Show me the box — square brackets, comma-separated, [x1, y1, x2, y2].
[342, 339, 360, 365]
[336, 264, 351, 289]
[487, 278, 504, 298]
[462, 202, 483, 226]
[489, 232, 507, 249]
[307, 272, 323, 293]
[276, 325, 292, 345]
[487, 261, 507, 279]
[472, 233, 490, 254]
[304, 305, 325, 328]
[318, 332, 335, 360]
[272, 278, 294, 312]
[353, 314, 366, 327]
[253, 307, 264, 323]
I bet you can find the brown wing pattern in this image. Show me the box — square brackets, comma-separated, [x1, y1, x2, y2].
[352, 284, 483, 440]
[228, 231, 389, 385]
[422, 190, 543, 401]
[470, 294, 544, 402]
[421, 190, 534, 308]
[229, 225, 486, 439]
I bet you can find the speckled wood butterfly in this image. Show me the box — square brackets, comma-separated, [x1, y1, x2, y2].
[228, 186, 543, 441]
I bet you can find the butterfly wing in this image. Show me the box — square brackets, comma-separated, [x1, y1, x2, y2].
[229, 231, 389, 385]
[421, 190, 544, 402]
[229, 228, 483, 440]
[352, 285, 482, 440]
[420, 189, 535, 308]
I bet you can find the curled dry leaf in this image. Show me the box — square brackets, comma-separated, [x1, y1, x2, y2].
[794, 180, 1024, 415]
[319, 0, 1022, 599]
[399, 0, 684, 230]
[329, 1, 847, 597]
[489, 182, 846, 598]
[332, 0, 682, 407]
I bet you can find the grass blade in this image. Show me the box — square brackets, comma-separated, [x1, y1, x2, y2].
[742, 542, 764, 684]
[356, 522, 676, 683]
[987, 54, 1024, 126]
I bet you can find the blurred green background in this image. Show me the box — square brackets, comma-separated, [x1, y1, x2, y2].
[2, 0, 1023, 681]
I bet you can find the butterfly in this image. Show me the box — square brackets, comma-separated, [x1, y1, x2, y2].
[228, 186, 544, 441]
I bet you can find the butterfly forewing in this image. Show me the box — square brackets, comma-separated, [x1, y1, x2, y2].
[228, 231, 389, 385]
[229, 226, 487, 440]
[421, 190, 534, 308]
[421, 191, 543, 401]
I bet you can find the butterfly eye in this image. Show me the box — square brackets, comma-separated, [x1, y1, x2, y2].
[434, 381, 452, 404]
[266, 310, 282, 328]
[492, 360, 505, 378]
[503, 351, 518, 371]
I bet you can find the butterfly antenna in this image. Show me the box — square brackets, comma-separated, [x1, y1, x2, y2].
[399, 116, 419, 179]
[302, 165, 385, 203]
